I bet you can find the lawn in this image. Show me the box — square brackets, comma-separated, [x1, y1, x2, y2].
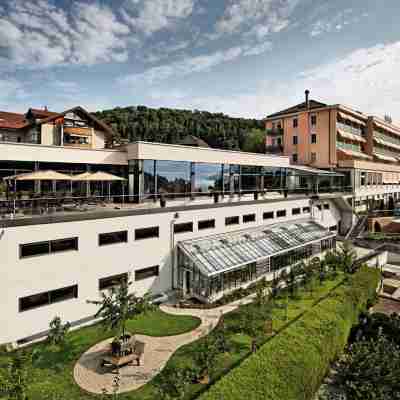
[0, 309, 201, 400]
[0, 275, 345, 400]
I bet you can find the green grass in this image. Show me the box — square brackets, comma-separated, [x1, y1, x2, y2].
[0, 276, 346, 400]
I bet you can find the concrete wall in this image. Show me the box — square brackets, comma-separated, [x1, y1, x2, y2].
[40, 124, 55, 146]
[0, 197, 341, 343]
[92, 130, 105, 150]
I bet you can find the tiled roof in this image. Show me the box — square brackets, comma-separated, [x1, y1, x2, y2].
[27, 108, 59, 119]
[266, 100, 328, 119]
[0, 111, 28, 129]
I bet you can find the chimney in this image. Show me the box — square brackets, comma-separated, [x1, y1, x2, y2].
[44, 106, 48, 111]
[305, 90, 310, 109]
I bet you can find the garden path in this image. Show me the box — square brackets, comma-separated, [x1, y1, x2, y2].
[73, 294, 255, 394]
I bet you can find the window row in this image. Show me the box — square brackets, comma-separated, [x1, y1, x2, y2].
[19, 266, 160, 312]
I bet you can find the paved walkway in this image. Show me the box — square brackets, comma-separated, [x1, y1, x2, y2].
[73, 295, 255, 394]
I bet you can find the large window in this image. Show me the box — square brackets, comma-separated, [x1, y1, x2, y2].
[174, 222, 193, 234]
[292, 208, 301, 215]
[99, 273, 128, 290]
[263, 167, 285, 191]
[135, 226, 159, 240]
[198, 219, 215, 230]
[20, 237, 78, 258]
[263, 211, 274, 220]
[270, 245, 313, 271]
[225, 216, 240, 226]
[194, 163, 223, 193]
[143, 160, 156, 196]
[243, 213, 256, 223]
[99, 231, 128, 246]
[277, 209, 286, 218]
[157, 160, 190, 196]
[19, 285, 78, 312]
[135, 266, 159, 281]
[240, 166, 261, 192]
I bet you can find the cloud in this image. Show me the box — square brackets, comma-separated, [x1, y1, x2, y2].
[0, 0, 131, 68]
[0, 78, 25, 109]
[215, 0, 299, 37]
[122, 0, 195, 35]
[118, 41, 273, 86]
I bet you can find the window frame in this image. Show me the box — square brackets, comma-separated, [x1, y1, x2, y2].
[134, 266, 159, 281]
[134, 226, 159, 241]
[292, 208, 301, 215]
[225, 216, 240, 226]
[198, 219, 216, 230]
[263, 211, 274, 220]
[20, 237, 78, 259]
[277, 209, 286, 218]
[173, 222, 194, 234]
[99, 273, 128, 291]
[98, 230, 128, 246]
[243, 213, 256, 223]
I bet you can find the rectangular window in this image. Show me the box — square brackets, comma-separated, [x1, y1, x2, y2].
[99, 231, 128, 246]
[243, 213, 256, 223]
[292, 208, 301, 215]
[329, 225, 338, 232]
[20, 237, 78, 259]
[135, 266, 159, 281]
[311, 134, 317, 144]
[324, 203, 330, 210]
[317, 204, 322, 211]
[310, 152, 317, 163]
[99, 273, 128, 291]
[135, 226, 159, 240]
[302, 207, 311, 213]
[225, 216, 240, 226]
[311, 115, 317, 126]
[277, 209, 286, 218]
[19, 285, 78, 312]
[174, 222, 193, 234]
[263, 211, 274, 220]
[293, 118, 298, 128]
[292, 154, 298, 163]
[198, 219, 215, 230]
[293, 136, 298, 145]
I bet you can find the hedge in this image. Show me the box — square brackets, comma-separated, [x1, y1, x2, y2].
[199, 266, 380, 400]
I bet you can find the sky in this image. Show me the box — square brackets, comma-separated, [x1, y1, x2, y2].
[0, 0, 400, 121]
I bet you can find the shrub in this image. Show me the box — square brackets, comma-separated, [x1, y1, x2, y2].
[199, 266, 380, 400]
[47, 316, 70, 346]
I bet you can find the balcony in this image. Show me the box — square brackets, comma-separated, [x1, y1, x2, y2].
[337, 121, 364, 138]
[265, 144, 284, 154]
[266, 127, 284, 136]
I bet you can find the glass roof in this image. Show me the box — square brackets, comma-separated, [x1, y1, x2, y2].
[178, 220, 335, 277]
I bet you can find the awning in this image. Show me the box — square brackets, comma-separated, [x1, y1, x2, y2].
[373, 153, 398, 163]
[337, 148, 373, 160]
[374, 120, 400, 136]
[374, 137, 400, 150]
[4, 170, 72, 181]
[337, 129, 366, 143]
[288, 165, 344, 177]
[178, 220, 335, 277]
[72, 171, 126, 181]
[338, 112, 366, 126]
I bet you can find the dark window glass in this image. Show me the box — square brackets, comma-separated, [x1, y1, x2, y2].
[303, 207, 311, 213]
[311, 134, 317, 144]
[99, 231, 128, 246]
[311, 115, 317, 125]
[135, 266, 159, 281]
[243, 213, 256, 223]
[20, 241, 50, 258]
[19, 292, 49, 312]
[329, 225, 337, 232]
[240, 165, 262, 192]
[293, 136, 298, 145]
[143, 160, 156, 196]
[194, 163, 223, 193]
[50, 285, 78, 304]
[263, 211, 274, 219]
[198, 219, 215, 230]
[225, 216, 240, 226]
[277, 209, 286, 217]
[156, 160, 190, 196]
[135, 226, 159, 240]
[50, 237, 78, 253]
[292, 208, 301, 215]
[311, 152, 317, 163]
[317, 205, 322, 211]
[292, 154, 298, 163]
[174, 222, 193, 234]
[99, 273, 128, 290]
[324, 203, 330, 210]
[293, 118, 298, 128]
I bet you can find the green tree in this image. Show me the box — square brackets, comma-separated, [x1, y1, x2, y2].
[87, 276, 153, 338]
[241, 128, 266, 153]
[335, 241, 357, 275]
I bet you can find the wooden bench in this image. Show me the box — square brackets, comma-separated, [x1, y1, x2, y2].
[101, 341, 145, 372]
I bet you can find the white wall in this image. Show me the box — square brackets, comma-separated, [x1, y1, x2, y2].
[92, 130, 105, 150]
[0, 197, 341, 344]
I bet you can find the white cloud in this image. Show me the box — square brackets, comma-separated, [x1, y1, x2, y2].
[0, 78, 25, 109]
[0, 0, 131, 68]
[215, 0, 299, 37]
[119, 41, 272, 86]
[122, 0, 195, 35]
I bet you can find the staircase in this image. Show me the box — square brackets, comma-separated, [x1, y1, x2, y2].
[345, 215, 368, 240]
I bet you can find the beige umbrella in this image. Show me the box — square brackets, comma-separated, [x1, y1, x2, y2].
[15, 170, 72, 181]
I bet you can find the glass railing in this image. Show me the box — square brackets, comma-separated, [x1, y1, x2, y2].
[337, 122, 364, 137]
[337, 141, 361, 152]
[374, 145, 400, 159]
[374, 130, 400, 147]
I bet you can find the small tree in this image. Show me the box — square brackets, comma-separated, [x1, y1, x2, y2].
[88, 276, 153, 338]
[335, 241, 357, 275]
[155, 366, 197, 399]
[48, 316, 70, 346]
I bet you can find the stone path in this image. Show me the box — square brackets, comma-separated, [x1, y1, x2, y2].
[73, 295, 255, 394]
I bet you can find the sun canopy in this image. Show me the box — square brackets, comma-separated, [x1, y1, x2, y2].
[4, 170, 72, 181]
[337, 129, 366, 143]
[178, 220, 335, 277]
[72, 171, 126, 181]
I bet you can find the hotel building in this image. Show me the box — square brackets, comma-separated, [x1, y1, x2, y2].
[265, 91, 400, 211]
[1, 106, 343, 345]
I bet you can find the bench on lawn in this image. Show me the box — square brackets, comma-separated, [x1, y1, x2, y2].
[101, 340, 145, 372]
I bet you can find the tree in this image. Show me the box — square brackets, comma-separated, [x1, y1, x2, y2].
[87, 276, 153, 338]
[47, 316, 70, 346]
[335, 241, 357, 275]
[154, 366, 197, 399]
[241, 128, 266, 153]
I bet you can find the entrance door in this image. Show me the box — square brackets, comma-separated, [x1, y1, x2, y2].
[185, 271, 191, 294]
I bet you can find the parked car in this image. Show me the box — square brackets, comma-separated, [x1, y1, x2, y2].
[149, 292, 169, 305]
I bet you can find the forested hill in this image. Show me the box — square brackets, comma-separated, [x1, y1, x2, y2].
[93, 106, 265, 152]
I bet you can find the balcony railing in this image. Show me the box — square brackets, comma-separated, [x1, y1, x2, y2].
[337, 141, 361, 152]
[374, 145, 400, 159]
[374, 130, 400, 148]
[337, 121, 364, 137]
[266, 127, 284, 136]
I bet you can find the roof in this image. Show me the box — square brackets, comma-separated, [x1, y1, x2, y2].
[266, 100, 328, 119]
[26, 108, 59, 119]
[179, 135, 210, 148]
[0, 111, 29, 129]
[178, 219, 334, 277]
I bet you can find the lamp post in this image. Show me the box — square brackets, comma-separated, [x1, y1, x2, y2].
[170, 212, 180, 291]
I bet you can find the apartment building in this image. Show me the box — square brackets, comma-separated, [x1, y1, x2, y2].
[0, 106, 343, 344]
[265, 91, 400, 211]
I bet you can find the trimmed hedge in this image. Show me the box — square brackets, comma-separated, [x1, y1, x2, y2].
[199, 266, 380, 400]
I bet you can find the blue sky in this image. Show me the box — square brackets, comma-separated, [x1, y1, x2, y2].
[1, 0, 400, 121]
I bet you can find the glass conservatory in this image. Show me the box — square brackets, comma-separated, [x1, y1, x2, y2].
[177, 220, 336, 302]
